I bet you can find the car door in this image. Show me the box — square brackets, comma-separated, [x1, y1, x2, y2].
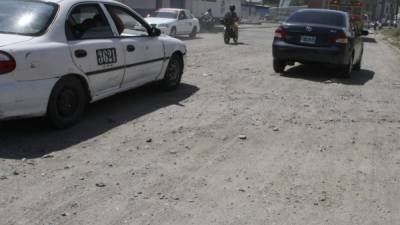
[104, 4, 164, 88]
[185, 10, 195, 31]
[66, 3, 125, 95]
[177, 10, 189, 34]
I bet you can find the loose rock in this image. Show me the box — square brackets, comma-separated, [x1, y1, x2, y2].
[95, 182, 106, 187]
[238, 135, 247, 140]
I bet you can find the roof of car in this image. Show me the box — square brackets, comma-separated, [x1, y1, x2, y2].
[40, 0, 119, 4]
[296, 8, 348, 16]
[157, 8, 185, 11]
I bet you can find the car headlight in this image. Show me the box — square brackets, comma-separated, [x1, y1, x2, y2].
[158, 23, 170, 28]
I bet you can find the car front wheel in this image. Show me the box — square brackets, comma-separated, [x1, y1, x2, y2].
[189, 27, 197, 38]
[170, 27, 177, 37]
[161, 54, 183, 91]
[47, 76, 87, 129]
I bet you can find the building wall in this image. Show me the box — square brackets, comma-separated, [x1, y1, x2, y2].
[117, 0, 242, 18]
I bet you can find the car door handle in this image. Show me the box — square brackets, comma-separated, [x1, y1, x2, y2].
[127, 45, 135, 52]
[74, 49, 87, 58]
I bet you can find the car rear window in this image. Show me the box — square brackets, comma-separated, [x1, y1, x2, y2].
[0, 0, 57, 36]
[287, 11, 346, 27]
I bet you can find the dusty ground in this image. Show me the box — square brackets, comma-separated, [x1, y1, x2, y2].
[1, 28, 400, 225]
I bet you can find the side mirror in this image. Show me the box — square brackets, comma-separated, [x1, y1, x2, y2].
[150, 27, 161, 37]
[361, 30, 369, 36]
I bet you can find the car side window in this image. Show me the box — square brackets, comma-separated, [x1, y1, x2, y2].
[106, 5, 149, 37]
[186, 11, 193, 19]
[66, 4, 113, 40]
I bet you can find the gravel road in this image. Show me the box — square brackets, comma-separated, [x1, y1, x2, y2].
[1, 28, 400, 225]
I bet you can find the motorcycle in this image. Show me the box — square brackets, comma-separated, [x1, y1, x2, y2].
[223, 22, 239, 44]
[199, 13, 215, 31]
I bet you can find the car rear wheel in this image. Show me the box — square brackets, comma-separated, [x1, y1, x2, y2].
[354, 51, 362, 71]
[341, 55, 353, 78]
[47, 76, 87, 129]
[189, 27, 197, 38]
[273, 59, 286, 73]
[160, 54, 183, 91]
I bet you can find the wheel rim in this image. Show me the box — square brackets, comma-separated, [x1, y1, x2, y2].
[57, 88, 78, 117]
[165, 58, 180, 86]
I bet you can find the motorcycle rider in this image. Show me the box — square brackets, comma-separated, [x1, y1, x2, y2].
[223, 5, 239, 35]
[204, 8, 213, 17]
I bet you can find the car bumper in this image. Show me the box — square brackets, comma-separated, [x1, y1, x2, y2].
[0, 78, 57, 120]
[273, 40, 350, 65]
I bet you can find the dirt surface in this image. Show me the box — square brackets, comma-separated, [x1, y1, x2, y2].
[1, 28, 400, 225]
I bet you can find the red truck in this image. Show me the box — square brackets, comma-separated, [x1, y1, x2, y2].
[327, 0, 364, 29]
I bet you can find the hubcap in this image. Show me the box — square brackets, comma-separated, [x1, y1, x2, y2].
[57, 88, 78, 117]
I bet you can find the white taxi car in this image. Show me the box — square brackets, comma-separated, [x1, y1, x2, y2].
[0, 0, 187, 128]
[145, 8, 200, 38]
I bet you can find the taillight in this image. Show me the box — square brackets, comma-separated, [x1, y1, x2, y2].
[0, 51, 16, 75]
[274, 26, 286, 39]
[330, 31, 348, 44]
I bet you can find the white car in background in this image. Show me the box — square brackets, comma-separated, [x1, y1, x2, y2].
[0, 0, 187, 128]
[145, 8, 200, 38]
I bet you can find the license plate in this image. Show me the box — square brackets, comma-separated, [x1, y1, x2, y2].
[300, 35, 316, 44]
[96, 48, 117, 65]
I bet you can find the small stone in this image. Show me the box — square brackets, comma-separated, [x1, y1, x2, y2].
[273, 127, 280, 132]
[21, 158, 26, 162]
[238, 135, 247, 140]
[137, 192, 143, 194]
[169, 150, 178, 154]
[13, 171, 19, 176]
[173, 197, 180, 200]
[0, 176, 7, 180]
[146, 138, 152, 143]
[314, 202, 319, 206]
[96, 182, 106, 187]
[61, 212, 68, 217]
[238, 189, 246, 192]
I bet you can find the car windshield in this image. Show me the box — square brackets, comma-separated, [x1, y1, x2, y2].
[0, 0, 57, 36]
[150, 11, 178, 19]
[287, 11, 346, 27]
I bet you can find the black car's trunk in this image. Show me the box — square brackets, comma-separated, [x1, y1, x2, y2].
[283, 23, 344, 47]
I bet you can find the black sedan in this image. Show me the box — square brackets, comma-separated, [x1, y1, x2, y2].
[272, 9, 368, 78]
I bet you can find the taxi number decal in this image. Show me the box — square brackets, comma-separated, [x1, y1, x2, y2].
[96, 48, 117, 65]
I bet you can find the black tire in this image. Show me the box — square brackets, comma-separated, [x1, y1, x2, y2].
[161, 54, 183, 91]
[170, 27, 177, 37]
[354, 51, 362, 71]
[273, 59, 286, 73]
[341, 54, 353, 78]
[224, 32, 230, 44]
[189, 27, 197, 38]
[47, 76, 87, 129]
